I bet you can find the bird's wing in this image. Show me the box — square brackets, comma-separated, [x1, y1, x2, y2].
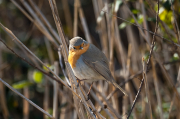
[82, 44, 112, 81]
[82, 44, 128, 96]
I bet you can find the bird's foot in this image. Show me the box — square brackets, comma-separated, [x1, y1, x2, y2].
[76, 78, 80, 87]
[86, 92, 90, 101]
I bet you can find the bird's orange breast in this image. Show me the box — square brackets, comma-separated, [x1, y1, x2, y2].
[68, 43, 90, 68]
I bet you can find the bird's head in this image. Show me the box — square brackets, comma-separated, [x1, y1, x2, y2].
[68, 37, 90, 68]
[69, 37, 89, 54]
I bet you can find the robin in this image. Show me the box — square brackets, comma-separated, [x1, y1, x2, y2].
[68, 37, 128, 96]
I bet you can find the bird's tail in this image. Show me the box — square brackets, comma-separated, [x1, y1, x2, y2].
[111, 80, 128, 96]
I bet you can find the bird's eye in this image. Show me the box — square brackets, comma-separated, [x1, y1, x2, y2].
[73, 47, 76, 49]
[81, 43, 84, 47]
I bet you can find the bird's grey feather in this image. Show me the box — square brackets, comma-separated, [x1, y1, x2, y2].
[69, 37, 84, 47]
[82, 44, 114, 82]
[82, 44, 128, 96]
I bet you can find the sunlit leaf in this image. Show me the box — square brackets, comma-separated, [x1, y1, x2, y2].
[43, 64, 51, 71]
[159, 7, 173, 29]
[119, 22, 127, 29]
[132, 9, 140, 14]
[173, 53, 179, 61]
[12, 80, 33, 89]
[137, 14, 143, 24]
[130, 18, 135, 23]
[33, 70, 43, 83]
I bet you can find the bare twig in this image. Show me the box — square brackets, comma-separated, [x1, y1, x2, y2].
[170, 0, 180, 43]
[107, 70, 143, 101]
[78, 0, 92, 43]
[19, 0, 59, 47]
[151, 58, 164, 119]
[0, 78, 54, 119]
[27, 0, 61, 44]
[53, 62, 59, 119]
[0, 24, 81, 99]
[84, 84, 114, 118]
[92, 85, 121, 118]
[121, 0, 150, 45]
[44, 76, 50, 119]
[140, 0, 150, 43]
[0, 82, 9, 119]
[127, 0, 160, 118]
[0, 42, 9, 119]
[142, 58, 153, 119]
[61, 0, 73, 37]
[146, 0, 175, 41]
[47, 0, 96, 118]
[102, 11, 180, 48]
[23, 87, 29, 119]
[0, 38, 65, 87]
[58, 47, 71, 86]
[73, 0, 79, 37]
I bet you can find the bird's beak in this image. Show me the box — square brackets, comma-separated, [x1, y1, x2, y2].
[80, 47, 83, 49]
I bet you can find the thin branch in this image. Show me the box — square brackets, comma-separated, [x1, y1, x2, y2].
[47, 0, 96, 118]
[146, 0, 175, 41]
[19, 0, 59, 47]
[23, 87, 29, 119]
[121, 0, 150, 45]
[53, 62, 59, 119]
[92, 85, 121, 118]
[0, 25, 81, 99]
[0, 38, 66, 87]
[27, 0, 61, 44]
[151, 58, 164, 119]
[84, 84, 114, 118]
[142, 58, 153, 119]
[170, 0, 180, 43]
[107, 70, 143, 101]
[78, 0, 92, 43]
[126, 77, 144, 119]
[73, 0, 79, 37]
[127, 0, 160, 118]
[102, 11, 180, 48]
[58, 47, 71, 86]
[0, 78, 54, 119]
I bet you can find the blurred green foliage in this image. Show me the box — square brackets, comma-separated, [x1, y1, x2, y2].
[12, 80, 33, 89]
[33, 71, 43, 84]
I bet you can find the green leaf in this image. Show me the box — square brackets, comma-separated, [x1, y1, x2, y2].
[159, 7, 173, 29]
[43, 64, 51, 71]
[130, 18, 135, 23]
[132, 9, 140, 14]
[33, 70, 43, 83]
[162, 102, 170, 111]
[119, 22, 127, 29]
[12, 80, 33, 89]
[173, 53, 179, 61]
[147, 17, 156, 22]
[137, 15, 143, 24]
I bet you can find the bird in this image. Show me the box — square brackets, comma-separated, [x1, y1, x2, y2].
[68, 36, 128, 96]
